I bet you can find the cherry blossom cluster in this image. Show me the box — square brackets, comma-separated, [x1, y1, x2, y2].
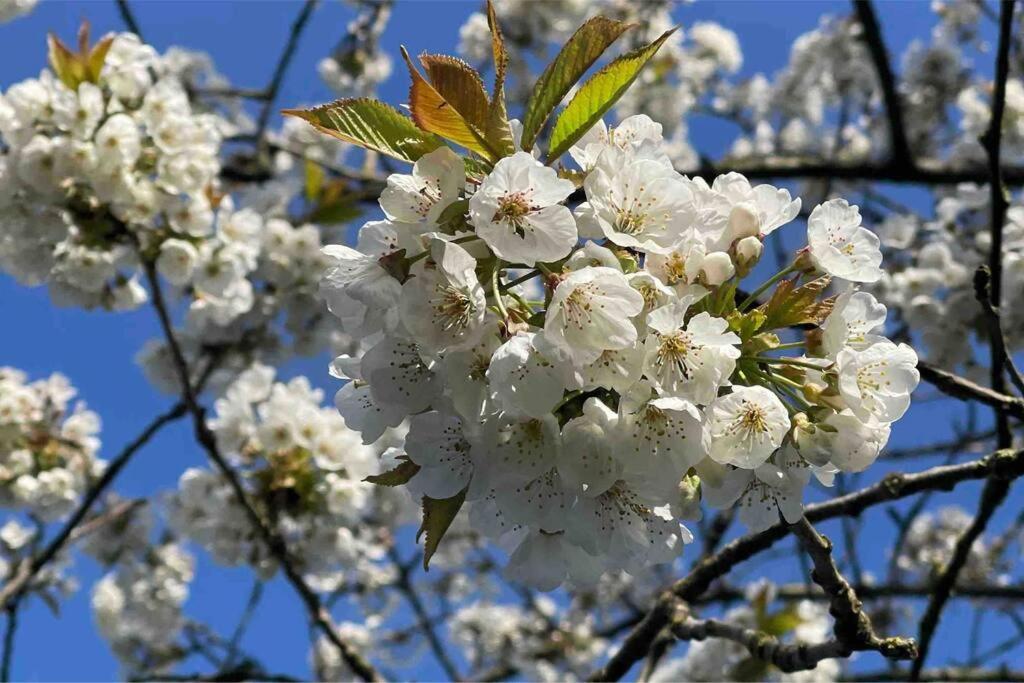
[895, 505, 1014, 586]
[0, 28, 367, 395]
[872, 185, 1024, 373]
[318, 0, 394, 98]
[0, 32, 224, 309]
[0, 367, 103, 521]
[321, 114, 919, 590]
[167, 365, 409, 587]
[92, 538, 195, 676]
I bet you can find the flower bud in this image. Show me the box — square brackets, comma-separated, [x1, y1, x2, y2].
[727, 202, 761, 241]
[698, 251, 735, 286]
[734, 235, 763, 276]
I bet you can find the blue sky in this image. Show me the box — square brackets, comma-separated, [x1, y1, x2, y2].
[0, 1, 1015, 680]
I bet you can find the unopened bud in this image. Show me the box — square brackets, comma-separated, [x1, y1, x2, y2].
[793, 247, 818, 274]
[734, 235, 763, 276]
[728, 202, 761, 241]
[699, 251, 735, 287]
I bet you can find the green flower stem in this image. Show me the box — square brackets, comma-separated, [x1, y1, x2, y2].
[755, 356, 830, 371]
[492, 260, 510, 322]
[536, 262, 556, 277]
[506, 290, 535, 315]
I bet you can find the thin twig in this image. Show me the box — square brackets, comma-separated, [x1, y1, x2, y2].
[1, 608, 16, 683]
[0, 402, 187, 609]
[853, 0, 912, 162]
[911, 5, 1020, 676]
[974, 267, 1024, 397]
[224, 579, 264, 668]
[917, 361, 1024, 419]
[672, 611, 871, 673]
[141, 260, 382, 682]
[911, 475, 1016, 678]
[587, 447, 1024, 681]
[253, 0, 319, 146]
[388, 547, 462, 681]
[790, 518, 917, 662]
[114, 0, 143, 37]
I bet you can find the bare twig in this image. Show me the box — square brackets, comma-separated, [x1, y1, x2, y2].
[388, 546, 462, 681]
[253, 0, 319, 146]
[911, 475, 1016, 678]
[912, 4, 1020, 676]
[979, 0, 1021, 446]
[790, 518, 917, 662]
[672, 611, 864, 673]
[224, 579, 264, 668]
[695, 581, 1024, 604]
[588, 447, 1024, 681]
[974, 267, 1024, 397]
[0, 402, 187, 609]
[917, 361, 1024, 419]
[141, 260, 382, 682]
[1, 608, 16, 683]
[852, 0, 912, 162]
[114, 0, 143, 37]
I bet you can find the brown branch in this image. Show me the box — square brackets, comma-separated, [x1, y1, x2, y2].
[66, 498, 147, 544]
[141, 260, 382, 682]
[588, 447, 1024, 681]
[671, 610, 862, 673]
[981, 0, 1018, 447]
[911, 475, 1016, 678]
[695, 581, 1024, 604]
[852, 0, 912, 162]
[790, 518, 917, 662]
[1, 607, 16, 683]
[974, 266, 1024, 397]
[115, 0, 143, 37]
[917, 361, 1024, 419]
[913, 6, 1020, 674]
[387, 546, 462, 681]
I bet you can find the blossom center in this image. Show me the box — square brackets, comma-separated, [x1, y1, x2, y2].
[494, 191, 534, 237]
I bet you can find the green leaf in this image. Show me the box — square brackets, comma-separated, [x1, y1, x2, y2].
[402, 47, 497, 159]
[436, 198, 470, 225]
[548, 27, 675, 163]
[364, 458, 421, 487]
[759, 276, 833, 330]
[727, 309, 767, 341]
[520, 16, 634, 152]
[303, 159, 324, 203]
[546, 27, 677, 164]
[760, 604, 805, 636]
[282, 98, 445, 164]
[307, 198, 363, 226]
[417, 488, 467, 570]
